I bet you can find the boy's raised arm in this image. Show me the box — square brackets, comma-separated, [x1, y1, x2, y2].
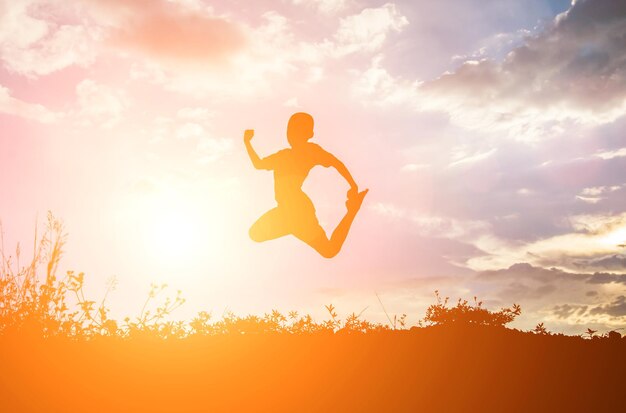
[244, 129, 272, 170]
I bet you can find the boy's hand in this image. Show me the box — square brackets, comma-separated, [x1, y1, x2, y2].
[244, 129, 254, 142]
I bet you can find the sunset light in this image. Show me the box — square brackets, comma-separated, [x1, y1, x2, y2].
[2, 0, 626, 411]
[123, 190, 211, 263]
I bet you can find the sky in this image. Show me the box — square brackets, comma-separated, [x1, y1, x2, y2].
[1, 0, 625, 334]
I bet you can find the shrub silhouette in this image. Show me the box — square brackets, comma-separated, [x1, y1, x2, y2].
[1, 214, 188, 338]
[533, 322, 550, 335]
[0, 215, 619, 341]
[584, 327, 598, 339]
[422, 290, 521, 327]
[1, 215, 394, 338]
[0, 213, 84, 336]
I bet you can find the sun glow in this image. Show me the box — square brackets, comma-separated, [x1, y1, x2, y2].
[113, 184, 230, 277]
[144, 200, 203, 262]
[602, 225, 626, 248]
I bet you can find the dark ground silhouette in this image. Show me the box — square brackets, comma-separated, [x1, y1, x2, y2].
[1, 325, 625, 413]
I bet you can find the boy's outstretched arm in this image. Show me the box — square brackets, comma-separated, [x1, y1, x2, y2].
[325, 153, 359, 195]
[244, 129, 272, 170]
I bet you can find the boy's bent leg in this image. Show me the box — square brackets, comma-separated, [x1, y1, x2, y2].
[249, 207, 291, 242]
[324, 189, 368, 257]
[294, 190, 367, 258]
[293, 223, 336, 258]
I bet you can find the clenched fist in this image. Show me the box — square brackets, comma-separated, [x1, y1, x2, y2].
[243, 129, 254, 142]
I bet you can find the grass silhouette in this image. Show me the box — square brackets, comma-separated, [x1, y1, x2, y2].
[1, 214, 625, 412]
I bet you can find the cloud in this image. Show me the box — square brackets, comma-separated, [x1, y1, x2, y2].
[470, 262, 626, 328]
[196, 136, 234, 164]
[476, 262, 626, 286]
[0, 0, 247, 77]
[331, 3, 408, 57]
[0, 84, 58, 123]
[143, 105, 233, 163]
[353, 0, 626, 141]
[448, 148, 497, 168]
[545, 294, 626, 329]
[467, 212, 626, 273]
[175, 122, 205, 140]
[176, 107, 214, 121]
[551, 303, 588, 320]
[1, 78, 127, 127]
[0, 0, 101, 76]
[381, 261, 626, 332]
[372, 202, 490, 240]
[499, 282, 558, 301]
[451, 29, 532, 63]
[589, 295, 626, 317]
[352, 54, 422, 107]
[586, 271, 626, 285]
[477, 263, 575, 283]
[547, 301, 626, 327]
[127, 10, 294, 97]
[401, 163, 429, 172]
[73, 79, 128, 128]
[83, 0, 245, 67]
[128, 3, 410, 97]
[422, 0, 626, 137]
[576, 184, 624, 204]
[595, 147, 626, 160]
[290, 0, 350, 15]
[283, 97, 300, 108]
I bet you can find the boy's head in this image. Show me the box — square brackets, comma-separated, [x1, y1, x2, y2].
[287, 112, 314, 147]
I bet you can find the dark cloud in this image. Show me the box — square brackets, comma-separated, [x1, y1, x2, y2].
[552, 303, 588, 320]
[499, 281, 557, 301]
[477, 263, 578, 283]
[478, 263, 626, 323]
[421, 0, 626, 123]
[387, 0, 567, 80]
[477, 262, 626, 285]
[589, 296, 626, 317]
[586, 271, 626, 285]
[576, 254, 626, 272]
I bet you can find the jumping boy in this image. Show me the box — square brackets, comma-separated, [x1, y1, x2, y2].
[244, 112, 368, 258]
